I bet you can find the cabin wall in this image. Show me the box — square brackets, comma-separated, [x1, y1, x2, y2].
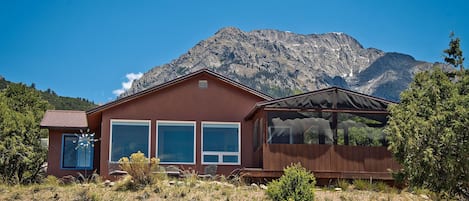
[47, 129, 101, 178]
[99, 73, 265, 177]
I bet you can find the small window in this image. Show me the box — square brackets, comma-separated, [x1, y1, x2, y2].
[62, 134, 93, 169]
[198, 80, 208, 88]
[202, 122, 240, 165]
[157, 121, 196, 164]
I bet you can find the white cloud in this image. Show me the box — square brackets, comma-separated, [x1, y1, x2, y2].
[113, 72, 143, 96]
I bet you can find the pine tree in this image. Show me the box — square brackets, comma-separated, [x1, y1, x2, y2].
[0, 83, 51, 184]
[444, 32, 465, 72]
[386, 34, 469, 199]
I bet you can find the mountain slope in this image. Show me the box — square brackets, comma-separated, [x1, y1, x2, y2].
[123, 27, 441, 101]
[0, 76, 97, 110]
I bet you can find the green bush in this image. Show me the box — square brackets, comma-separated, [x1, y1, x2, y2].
[43, 175, 59, 186]
[118, 151, 159, 190]
[374, 181, 393, 193]
[266, 163, 316, 201]
[352, 179, 372, 191]
[336, 179, 350, 191]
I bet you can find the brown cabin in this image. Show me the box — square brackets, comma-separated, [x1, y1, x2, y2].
[40, 69, 400, 182]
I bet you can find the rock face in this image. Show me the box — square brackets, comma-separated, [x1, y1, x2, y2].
[123, 27, 441, 101]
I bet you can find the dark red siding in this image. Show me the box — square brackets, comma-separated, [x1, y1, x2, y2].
[99, 73, 265, 176]
[47, 129, 101, 178]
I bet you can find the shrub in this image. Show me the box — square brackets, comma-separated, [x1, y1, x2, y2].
[77, 170, 101, 184]
[374, 181, 393, 193]
[352, 179, 372, 191]
[115, 175, 138, 191]
[336, 179, 350, 191]
[43, 175, 59, 186]
[118, 151, 159, 189]
[266, 163, 316, 201]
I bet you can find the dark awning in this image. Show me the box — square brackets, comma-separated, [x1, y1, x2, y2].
[261, 87, 395, 111]
[246, 87, 396, 120]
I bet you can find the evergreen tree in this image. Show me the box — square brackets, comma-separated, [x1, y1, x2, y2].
[0, 83, 51, 184]
[386, 34, 469, 199]
[444, 32, 465, 72]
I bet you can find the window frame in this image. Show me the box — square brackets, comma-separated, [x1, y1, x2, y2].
[156, 120, 196, 165]
[109, 119, 151, 163]
[201, 121, 241, 165]
[60, 133, 94, 170]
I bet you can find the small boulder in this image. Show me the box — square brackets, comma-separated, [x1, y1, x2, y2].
[259, 184, 268, 190]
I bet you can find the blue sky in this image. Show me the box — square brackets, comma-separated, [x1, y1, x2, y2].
[1, 0, 468, 104]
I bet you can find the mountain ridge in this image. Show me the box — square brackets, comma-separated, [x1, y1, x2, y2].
[123, 27, 442, 101]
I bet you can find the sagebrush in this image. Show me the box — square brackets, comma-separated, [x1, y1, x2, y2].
[118, 151, 159, 190]
[266, 163, 316, 201]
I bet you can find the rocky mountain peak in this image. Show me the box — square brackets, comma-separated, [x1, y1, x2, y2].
[122, 27, 439, 101]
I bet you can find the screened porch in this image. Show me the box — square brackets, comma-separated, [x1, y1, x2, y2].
[247, 87, 400, 180]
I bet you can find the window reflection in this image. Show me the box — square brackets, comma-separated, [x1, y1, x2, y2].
[267, 111, 387, 146]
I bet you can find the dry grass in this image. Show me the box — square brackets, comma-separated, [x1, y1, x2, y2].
[0, 180, 432, 201]
[315, 189, 429, 201]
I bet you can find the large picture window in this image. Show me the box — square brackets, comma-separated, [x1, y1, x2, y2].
[202, 122, 240, 165]
[110, 120, 150, 162]
[157, 121, 195, 164]
[62, 134, 93, 169]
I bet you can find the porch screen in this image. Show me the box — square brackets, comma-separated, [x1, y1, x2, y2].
[267, 111, 388, 146]
[157, 121, 195, 164]
[267, 111, 333, 144]
[62, 134, 93, 169]
[110, 120, 150, 162]
[337, 113, 387, 146]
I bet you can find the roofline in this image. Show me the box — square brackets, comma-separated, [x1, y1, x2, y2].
[244, 86, 397, 120]
[87, 68, 272, 115]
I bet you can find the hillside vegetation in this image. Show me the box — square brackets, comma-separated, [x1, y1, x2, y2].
[0, 76, 97, 111]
